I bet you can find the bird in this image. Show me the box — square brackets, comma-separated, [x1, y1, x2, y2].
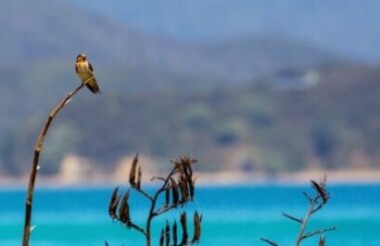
[75, 53, 100, 94]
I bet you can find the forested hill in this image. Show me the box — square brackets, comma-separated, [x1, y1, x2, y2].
[3, 64, 379, 174]
[0, 0, 377, 175]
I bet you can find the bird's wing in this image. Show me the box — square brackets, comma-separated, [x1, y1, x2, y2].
[89, 63, 94, 72]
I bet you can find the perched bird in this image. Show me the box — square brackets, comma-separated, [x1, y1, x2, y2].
[75, 53, 100, 94]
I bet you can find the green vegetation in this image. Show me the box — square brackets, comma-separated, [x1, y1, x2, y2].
[1, 65, 378, 175]
[0, 0, 378, 176]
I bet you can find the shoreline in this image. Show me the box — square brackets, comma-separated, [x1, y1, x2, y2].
[195, 168, 380, 186]
[1, 168, 380, 188]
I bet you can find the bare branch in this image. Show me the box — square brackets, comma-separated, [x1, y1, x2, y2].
[302, 191, 313, 202]
[282, 212, 303, 224]
[311, 201, 325, 214]
[260, 238, 279, 246]
[23, 83, 84, 246]
[295, 199, 314, 246]
[128, 221, 147, 237]
[153, 198, 190, 217]
[133, 187, 154, 202]
[301, 227, 336, 240]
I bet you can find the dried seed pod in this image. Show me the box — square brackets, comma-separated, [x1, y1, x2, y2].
[118, 190, 131, 225]
[172, 220, 178, 245]
[319, 236, 325, 246]
[189, 178, 196, 201]
[179, 175, 189, 202]
[170, 158, 180, 165]
[165, 184, 170, 206]
[177, 164, 185, 179]
[170, 158, 181, 172]
[182, 156, 195, 181]
[181, 156, 197, 166]
[182, 164, 190, 180]
[184, 162, 193, 179]
[170, 178, 179, 204]
[129, 153, 139, 186]
[108, 187, 120, 220]
[165, 220, 170, 246]
[137, 165, 142, 189]
[160, 228, 165, 246]
[192, 211, 202, 243]
[311, 180, 329, 203]
[180, 212, 188, 245]
[181, 155, 191, 164]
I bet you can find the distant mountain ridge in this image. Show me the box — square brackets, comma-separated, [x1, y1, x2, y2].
[70, 0, 380, 61]
[0, 0, 339, 88]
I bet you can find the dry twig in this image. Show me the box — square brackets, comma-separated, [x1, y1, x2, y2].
[260, 238, 278, 246]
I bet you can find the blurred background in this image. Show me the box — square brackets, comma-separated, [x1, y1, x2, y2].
[0, 1, 380, 245]
[0, 0, 379, 183]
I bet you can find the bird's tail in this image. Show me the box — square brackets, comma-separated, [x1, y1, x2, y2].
[85, 77, 100, 94]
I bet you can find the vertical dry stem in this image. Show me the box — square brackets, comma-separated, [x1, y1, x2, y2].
[22, 84, 84, 246]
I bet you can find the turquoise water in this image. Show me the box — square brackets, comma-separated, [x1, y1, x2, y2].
[1, 184, 379, 245]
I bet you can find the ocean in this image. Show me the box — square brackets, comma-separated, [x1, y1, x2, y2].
[0, 184, 379, 245]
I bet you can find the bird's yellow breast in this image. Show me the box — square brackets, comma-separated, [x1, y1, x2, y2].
[76, 61, 93, 82]
[76, 61, 89, 73]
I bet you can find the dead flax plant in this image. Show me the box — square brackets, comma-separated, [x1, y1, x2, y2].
[22, 84, 85, 246]
[261, 176, 336, 246]
[107, 155, 202, 246]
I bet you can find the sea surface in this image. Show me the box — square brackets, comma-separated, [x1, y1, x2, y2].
[0, 184, 379, 245]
